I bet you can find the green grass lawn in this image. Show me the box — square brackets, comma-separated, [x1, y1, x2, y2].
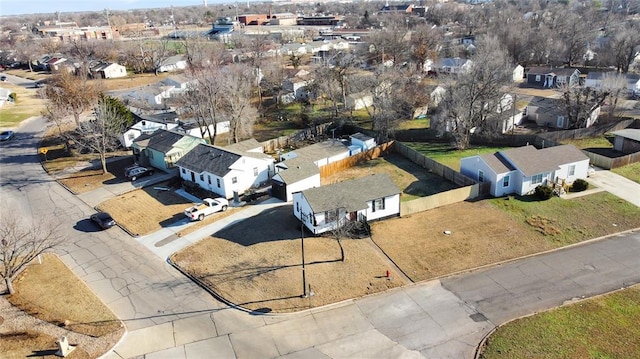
[397, 117, 430, 130]
[405, 143, 511, 171]
[489, 192, 640, 246]
[560, 136, 614, 149]
[480, 285, 640, 359]
[612, 162, 640, 183]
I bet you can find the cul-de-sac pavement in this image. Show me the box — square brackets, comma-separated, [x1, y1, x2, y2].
[1, 116, 639, 359]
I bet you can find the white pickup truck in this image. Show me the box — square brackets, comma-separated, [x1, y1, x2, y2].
[184, 198, 229, 221]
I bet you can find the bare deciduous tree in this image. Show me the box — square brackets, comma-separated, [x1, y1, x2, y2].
[436, 35, 513, 149]
[219, 64, 258, 143]
[559, 84, 608, 129]
[0, 213, 63, 295]
[44, 71, 101, 127]
[70, 95, 131, 173]
[177, 68, 225, 144]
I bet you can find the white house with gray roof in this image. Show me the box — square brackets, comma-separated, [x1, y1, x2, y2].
[175, 143, 275, 199]
[271, 157, 321, 202]
[293, 174, 401, 235]
[460, 145, 590, 197]
[279, 139, 351, 166]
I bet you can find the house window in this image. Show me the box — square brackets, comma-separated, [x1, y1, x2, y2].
[253, 167, 259, 176]
[325, 209, 338, 223]
[208, 175, 212, 184]
[569, 165, 575, 176]
[532, 173, 544, 184]
[535, 75, 541, 82]
[373, 198, 385, 212]
[232, 177, 238, 184]
[557, 116, 565, 128]
[199, 174, 204, 181]
[181, 168, 186, 174]
[478, 170, 485, 183]
[216, 178, 220, 187]
[296, 202, 300, 213]
[503, 175, 510, 187]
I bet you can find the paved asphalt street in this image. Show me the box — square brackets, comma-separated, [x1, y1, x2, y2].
[1, 116, 639, 359]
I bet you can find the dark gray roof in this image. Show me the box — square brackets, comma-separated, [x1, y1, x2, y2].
[611, 129, 640, 142]
[500, 145, 588, 177]
[175, 143, 241, 176]
[301, 174, 400, 213]
[132, 111, 179, 124]
[275, 159, 319, 184]
[144, 129, 186, 153]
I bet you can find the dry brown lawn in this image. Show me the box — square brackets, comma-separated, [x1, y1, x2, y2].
[371, 201, 553, 282]
[172, 236, 407, 313]
[57, 155, 133, 194]
[322, 153, 459, 201]
[7, 254, 122, 338]
[98, 187, 193, 236]
[0, 331, 91, 359]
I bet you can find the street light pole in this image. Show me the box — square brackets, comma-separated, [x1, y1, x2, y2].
[300, 222, 307, 298]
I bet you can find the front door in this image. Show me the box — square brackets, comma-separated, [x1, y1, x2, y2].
[190, 171, 195, 182]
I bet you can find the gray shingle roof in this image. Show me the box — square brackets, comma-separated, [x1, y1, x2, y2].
[611, 129, 640, 142]
[225, 138, 263, 153]
[500, 145, 588, 177]
[292, 140, 350, 163]
[302, 174, 400, 213]
[480, 152, 515, 174]
[175, 143, 241, 177]
[275, 159, 319, 184]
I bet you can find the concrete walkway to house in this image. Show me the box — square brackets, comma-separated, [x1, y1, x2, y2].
[585, 168, 640, 207]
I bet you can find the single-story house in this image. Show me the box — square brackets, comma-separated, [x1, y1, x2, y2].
[586, 72, 640, 96]
[91, 62, 127, 79]
[430, 57, 473, 74]
[117, 83, 175, 108]
[350, 132, 376, 152]
[160, 75, 194, 95]
[271, 157, 321, 202]
[292, 173, 401, 235]
[158, 55, 188, 73]
[281, 43, 308, 56]
[346, 92, 373, 110]
[526, 67, 580, 88]
[175, 143, 275, 199]
[282, 75, 313, 100]
[132, 129, 205, 172]
[279, 139, 351, 167]
[430, 85, 447, 107]
[460, 144, 590, 197]
[120, 112, 180, 148]
[611, 129, 640, 154]
[525, 96, 599, 129]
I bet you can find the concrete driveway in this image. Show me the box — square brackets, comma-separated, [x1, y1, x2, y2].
[587, 169, 640, 207]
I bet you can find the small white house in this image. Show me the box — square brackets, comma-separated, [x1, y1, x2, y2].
[346, 92, 373, 110]
[512, 64, 524, 82]
[158, 55, 188, 73]
[271, 158, 321, 202]
[293, 174, 401, 235]
[460, 144, 590, 197]
[350, 132, 376, 152]
[282, 139, 351, 167]
[120, 116, 180, 148]
[176, 143, 275, 199]
[91, 62, 127, 79]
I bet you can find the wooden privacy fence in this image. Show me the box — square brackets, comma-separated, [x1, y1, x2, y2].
[582, 151, 640, 169]
[261, 123, 334, 153]
[319, 141, 395, 178]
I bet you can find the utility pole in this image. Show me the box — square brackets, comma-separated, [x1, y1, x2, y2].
[300, 222, 307, 298]
[105, 8, 113, 39]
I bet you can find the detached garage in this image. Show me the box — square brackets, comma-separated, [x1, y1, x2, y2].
[271, 159, 320, 202]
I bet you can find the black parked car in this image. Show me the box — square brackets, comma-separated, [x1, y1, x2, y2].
[90, 212, 116, 229]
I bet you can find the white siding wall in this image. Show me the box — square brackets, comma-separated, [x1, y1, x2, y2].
[556, 159, 589, 183]
[365, 193, 400, 221]
[285, 174, 320, 202]
[460, 156, 499, 195]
